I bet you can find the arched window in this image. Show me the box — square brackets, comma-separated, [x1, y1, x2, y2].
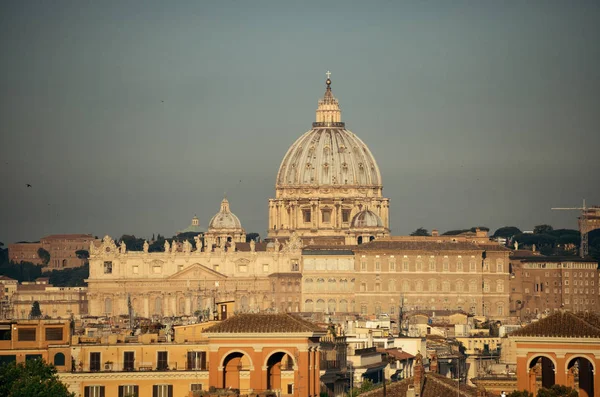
[483, 280, 490, 293]
[416, 281, 423, 292]
[416, 259, 423, 272]
[317, 279, 325, 291]
[428, 257, 436, 271]
[305, 278, 313, 291]
[402, 280, 410, 292]
[53, 352, 65, 366]
[316, 299, 325, 312]
[442, 281, 450, 292]
[496, 259, 504, 273]
[339, 300, 348, 312]
[360, 282, 367, 292]
[328, 278, 337, 291]
[328, 299, 336, 313]
[456, 280, 464, 293]
[304, 299, 314, 312]
[457, 258, 463, 271]
[375, 303, 382, 315]
[340, 279, 348, 291]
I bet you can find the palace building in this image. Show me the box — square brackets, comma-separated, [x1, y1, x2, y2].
[85, 76, 511, 321]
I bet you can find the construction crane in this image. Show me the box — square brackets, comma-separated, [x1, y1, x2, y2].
[551, 199, 599, 258]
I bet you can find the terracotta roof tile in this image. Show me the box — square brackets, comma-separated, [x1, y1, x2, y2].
[510, 311, 600, 338]
[204, 313, 325, 334]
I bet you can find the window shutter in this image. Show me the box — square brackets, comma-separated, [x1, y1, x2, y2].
[152, 385, 158, 397]
[168, 385, 173, 397]
[118, 386, 123, 397]
[134, 386, 139, 396]
[100, 386, 105, 397]
[84, 387, 90, 397]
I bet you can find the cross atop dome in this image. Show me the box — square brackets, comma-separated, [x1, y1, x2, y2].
[315, 72, 342, 126]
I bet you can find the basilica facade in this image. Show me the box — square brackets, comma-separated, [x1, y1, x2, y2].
[86, 77, 510, 320]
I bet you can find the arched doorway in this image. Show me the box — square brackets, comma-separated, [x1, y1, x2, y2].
[567, 357, 595, 397]
[223, 352, 247, 390]
[529, 356, 556, 390]
[266, 352, 294, 392]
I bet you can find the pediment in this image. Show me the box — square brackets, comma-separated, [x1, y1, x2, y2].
[168, 263, 227, 280]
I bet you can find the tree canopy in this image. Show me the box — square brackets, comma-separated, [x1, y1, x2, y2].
[0, 359, 75, 397]
[30, 301, 42, 319]
[492, 226, 522, 239]
[536, 385, 577, 397]
[37, 248, 50, 265]
[533, 224, 554, 235]
[43, 264, 89, 287]
[410, 227, 430, 236]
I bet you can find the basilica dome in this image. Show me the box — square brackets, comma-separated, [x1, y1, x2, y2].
[276, 78, 382, 187]
[208, 198, 243, 230]
[351, 209, 384, 228]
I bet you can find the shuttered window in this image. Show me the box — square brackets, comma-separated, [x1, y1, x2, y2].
[118, 385, 139, 397]
[18, 328, 36, 341]
[152, 385, 173, 397]
[45, 327, 64, 341]
[84, 386, 105, 397]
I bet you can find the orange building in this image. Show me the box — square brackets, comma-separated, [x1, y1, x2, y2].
[511, 311, 600, 397]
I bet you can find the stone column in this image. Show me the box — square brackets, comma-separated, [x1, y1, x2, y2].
[185, 296, 191, 315]
[143, 296, 149, 318]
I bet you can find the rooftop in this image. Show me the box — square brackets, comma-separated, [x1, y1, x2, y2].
[356, 240, 482, 252]
[204, 313, 325, 334]
[510, 311, 600, 338]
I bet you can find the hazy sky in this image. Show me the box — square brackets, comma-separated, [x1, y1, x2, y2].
[1, 1, 599, 244]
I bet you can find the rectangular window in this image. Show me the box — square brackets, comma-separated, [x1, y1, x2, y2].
[0, 327, 11, 341]
[84, 386, 105, 397]
[469, 260, 476, 272]
[133, 266, 139, 274]
[124, 351, 135, 371]
[429, 258, 436, 271]
[403, 259, 409, 271]
[322, 209, 331, 223]
[187, 352, 207, 370]
[18, 328, 36, 341]
[361, 261, 366, 271]
[157, 351, 168, 370]
[238, 264, 247, 273]
[153, 265, 161, 274]
[443, 258, 449, 272]
[118, 385, 139, 397]
[457, 259, 463, 271]
[191, 384, 203, 392]
[342, 209, 351, 223]
[152, 384, 173, 397]
[103, 261, 113, 274]
[45, 327, 63, 341]
[263, 264, 269, 273]
[25, 354, 42, 361]
[389, 261, 395, 271]
[375, 261, 380, 271]
[303, 210, 311, 223]
[90, 352, 101, 372]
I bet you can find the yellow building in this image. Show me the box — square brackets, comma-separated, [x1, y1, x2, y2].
[12, 278, 87, 319]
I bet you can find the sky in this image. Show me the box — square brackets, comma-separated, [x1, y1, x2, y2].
[1, 0, 599, 244]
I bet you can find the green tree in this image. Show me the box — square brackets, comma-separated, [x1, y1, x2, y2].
[118, 235, 145, 251]
[533, 224, 554, 235]
[536, 384, 577, 397]
[30, 301, 42, 319]
[0, 359, 75, 397]
[37, 248, 50, 265]
[75, 250, 89, 260]
[246, 233, 260, 242]
[410, 227, 430, 236]
[507, 391, 532, 397]
[492, 226, 522, 239]
[43, 264, 89, 287]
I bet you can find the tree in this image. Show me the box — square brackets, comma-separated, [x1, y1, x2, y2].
[533, 224, 554, 235]
[0, 359, 75, 397]
[30, 301, 42, 319]
[75, 250, 89, 260]
[118, 235, 145, 251]
[507, 391, 532, 397]
[492, 226, 522, 239]
[37, 248, 50, 265]
[246, 233, 260, 242]
[410, 227, 430, 236]
[536, 384, 577, 397]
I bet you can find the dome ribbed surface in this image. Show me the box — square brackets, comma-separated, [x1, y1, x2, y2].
[208, 198, 242, 230]
[351, 209, 384, 228]
[276, 128, 381, 187]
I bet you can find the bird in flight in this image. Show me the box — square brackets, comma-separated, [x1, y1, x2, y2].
[26, 184, 32, 187]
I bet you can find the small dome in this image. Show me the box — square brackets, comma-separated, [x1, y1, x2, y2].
[351, 209, 383, 228]
[208, 198, 243, 230]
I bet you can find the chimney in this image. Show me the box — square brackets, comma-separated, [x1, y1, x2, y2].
[413, 353, 425, 397]
[431, 229, 439, 237]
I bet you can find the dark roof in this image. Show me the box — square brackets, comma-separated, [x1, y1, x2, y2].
[303, 248, 355, 255]
[232, 242, 269, 252]
[356, 240, 481, 252]
[477, 243, 512, 252]
[204, 313, 325, 334]
[510, 311, 600, 338]
[518, 256, 598, 264]
[0, 276, 17, 281]
[41, 234, 95, 240]
[365, 373, 480, 397]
